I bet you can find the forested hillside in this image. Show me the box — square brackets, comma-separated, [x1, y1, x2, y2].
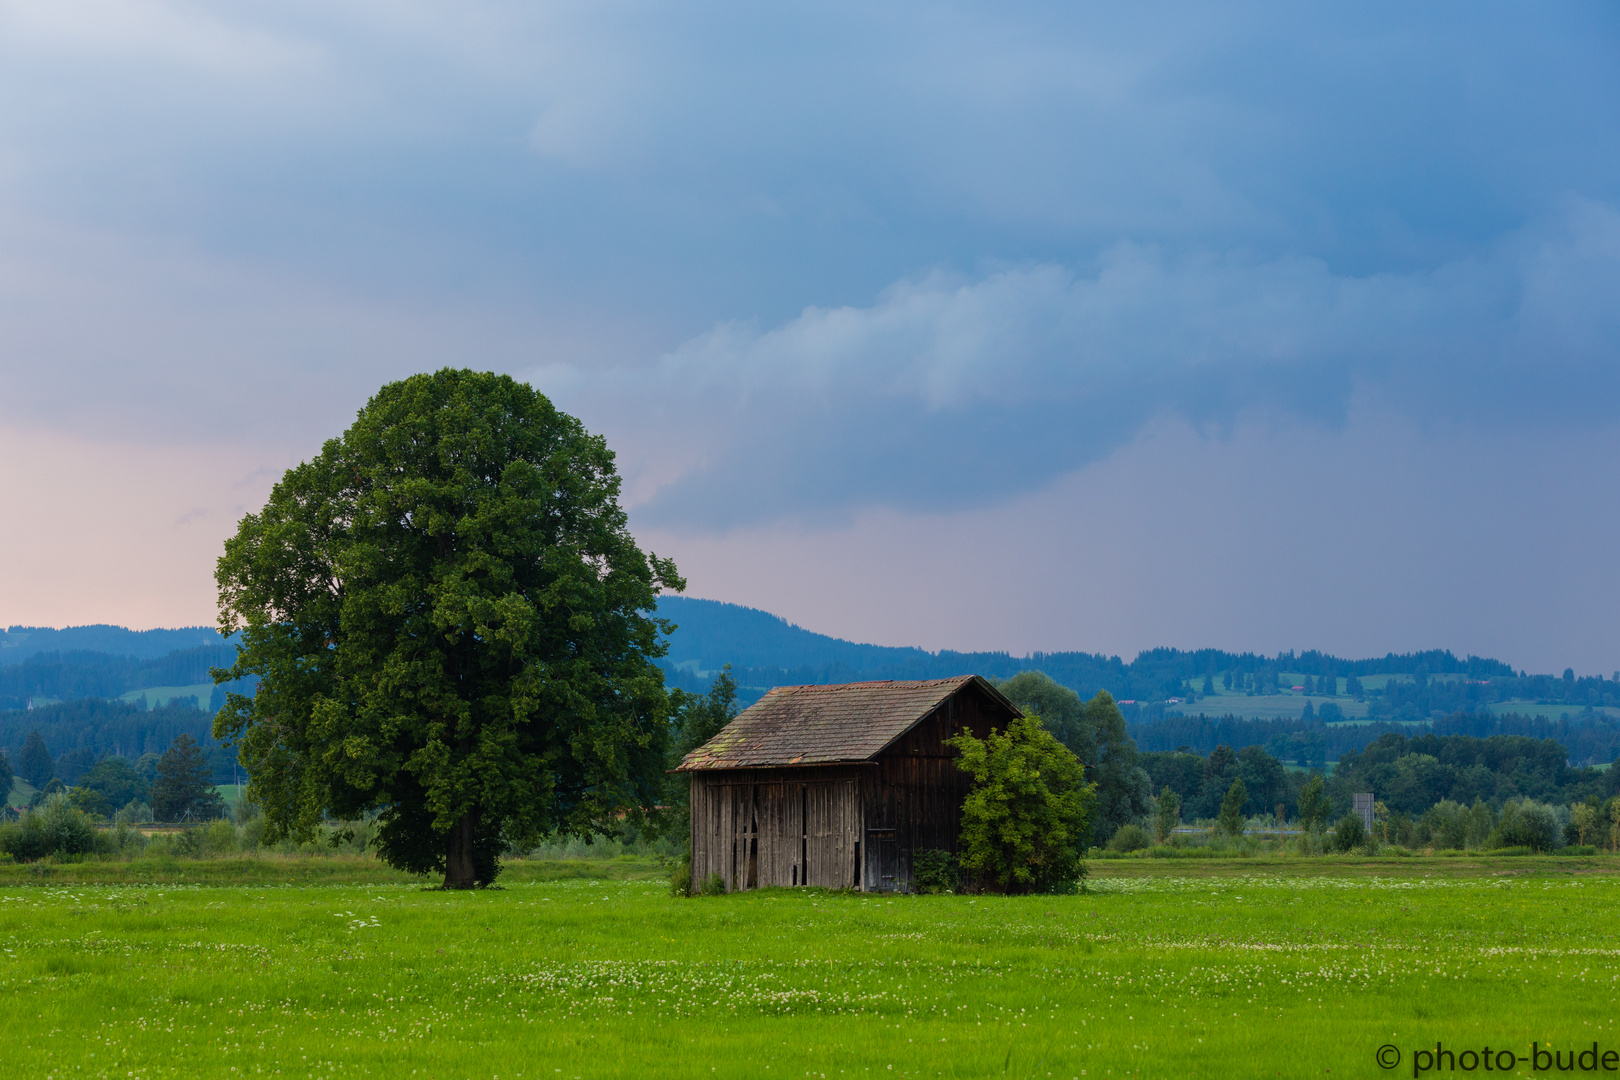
[0, 646, 244, 711]
[0, 699, 238, 785]
[5, 599, 1616, 798]
[658, 597, 1617, 721]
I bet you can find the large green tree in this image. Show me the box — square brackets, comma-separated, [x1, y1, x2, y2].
[213, 370, 683, 888]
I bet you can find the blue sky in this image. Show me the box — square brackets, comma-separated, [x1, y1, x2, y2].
[0, 2, 1617, 673]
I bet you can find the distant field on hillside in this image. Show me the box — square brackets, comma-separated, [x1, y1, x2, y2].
[6, 778, 36, 811]
[116, 682, 212, 708]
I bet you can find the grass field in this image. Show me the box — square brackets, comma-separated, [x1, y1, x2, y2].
[117, 683, 215, 709]
[4, 854, 1619, 1078]
[7, 776, 36, 811]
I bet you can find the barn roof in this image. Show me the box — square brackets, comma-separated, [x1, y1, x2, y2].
[676, 675, 1020, 771]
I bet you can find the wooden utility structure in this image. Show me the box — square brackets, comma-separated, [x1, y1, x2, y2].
[677, 675, 1020, 893]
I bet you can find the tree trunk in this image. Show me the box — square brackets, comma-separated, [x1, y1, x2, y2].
[443, 810, 479, 889]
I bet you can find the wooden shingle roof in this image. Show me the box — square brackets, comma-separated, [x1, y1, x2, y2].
[677, 675, 1019, 771]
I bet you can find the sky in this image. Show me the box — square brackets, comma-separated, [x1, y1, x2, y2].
[1, 2, 1617, 674]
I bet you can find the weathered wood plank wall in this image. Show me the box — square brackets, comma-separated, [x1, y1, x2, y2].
[690, 767, 863, 893]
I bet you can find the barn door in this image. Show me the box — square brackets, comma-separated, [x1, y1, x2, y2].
[802, 780, 859, 888]
[865, 828, 898, 891]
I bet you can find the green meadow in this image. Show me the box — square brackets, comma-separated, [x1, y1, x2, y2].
[4, 856, 1619, 1079]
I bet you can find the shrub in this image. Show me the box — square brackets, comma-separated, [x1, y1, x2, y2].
[1297, 775, 1330, 834]
[698, 872, 727, 896]
[116, 800, 154, 825]
[239, 815, 266, 850]
[669, 855, 693, 898]
[1331, 811, 1367, 853]
[1490, 800, 1562, 853]
[105, 823, 146, 856]
[1153, 788, 1180, 845]
[1106, 824, 1151, 853]
[912, 849, 958, 893]
[949, 715, 1097, 895]
[1217, 780, 1248, 838]
[0, 794, 98, 862]
[202, 819, 239, 856]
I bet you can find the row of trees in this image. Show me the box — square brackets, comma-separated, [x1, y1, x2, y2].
[1, 733, 224, 826]
[1137, 736, 1620, 828]
[0, 698, 241, 786]
[1133, 709, 1620, 771]
[1126, 770, 1615, 856]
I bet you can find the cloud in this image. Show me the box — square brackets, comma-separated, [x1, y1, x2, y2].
[0, 0, 316, 74]
[538, 199, 1620, 529]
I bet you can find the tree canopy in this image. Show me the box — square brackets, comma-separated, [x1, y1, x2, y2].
[150, 734, 226, 822]
[664, 666, 739, 850]
[997, 674, 1151, 843]
[213, 369, 683, 887]
[76, 757, 150, 813]
[949, 714, 1096, 894]
[18, 729, 52, 789]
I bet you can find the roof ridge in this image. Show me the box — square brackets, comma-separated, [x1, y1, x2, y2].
[767, 675, 972, 694]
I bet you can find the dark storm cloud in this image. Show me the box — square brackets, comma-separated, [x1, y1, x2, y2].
[542, 201, 1620, 526]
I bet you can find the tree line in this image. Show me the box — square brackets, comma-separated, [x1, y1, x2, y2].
[0, 624, 224, 664]
[1132, 709, 1620, 769]
[0, 699, 241, 787]
[1, 729, 223, 824]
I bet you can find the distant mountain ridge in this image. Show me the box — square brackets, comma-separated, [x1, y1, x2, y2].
[653, 595, 1518, 704]
[4, 600, 1615, 777]
[1, 625, 227, 663]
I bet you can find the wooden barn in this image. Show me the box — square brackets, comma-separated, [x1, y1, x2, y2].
[677, 675, 1021, 893]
